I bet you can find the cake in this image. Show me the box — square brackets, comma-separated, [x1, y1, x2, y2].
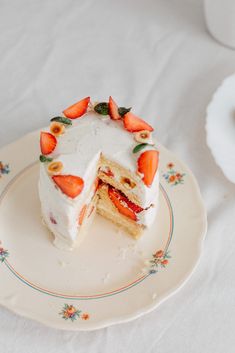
[38, 96, 160, 250]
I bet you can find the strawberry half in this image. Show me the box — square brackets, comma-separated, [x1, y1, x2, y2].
[108, 96, 121, 120]
[52, 175, 84, 199]
[108, 187, 143, 221]
[137, 150, 159, 187]
[40, 132, 57, 155]
[63, 97, 90, 119]
[123, 112, 154, 132]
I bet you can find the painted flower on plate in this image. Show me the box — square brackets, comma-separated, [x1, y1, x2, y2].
[81, 313, 90, 320]
[0, 247, 9, 262]
[0, 162, 10, 178]
[59, 304, 89, 322]
[148, 249, 171, 274]
[163, 163, 185, 186]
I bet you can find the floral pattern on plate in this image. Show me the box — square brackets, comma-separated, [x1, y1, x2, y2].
[0, 162, 10, 178]
[0, 245, 9, 263]
[148, 249, 171, 274]
[163, 163, 185, 186]
[59, 304, 90, 322]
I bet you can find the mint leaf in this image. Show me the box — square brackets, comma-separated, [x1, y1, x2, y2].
[50, 116, 72, 125]
[118, 107, 131, 117]
[40, 155, 53, 163]
[94, 102, 109, 115]
[132, 143, 149, 154]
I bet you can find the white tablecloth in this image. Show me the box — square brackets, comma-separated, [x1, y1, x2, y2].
[1, 0, 235, 352]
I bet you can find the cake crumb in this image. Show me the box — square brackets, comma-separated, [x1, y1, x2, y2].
[128, 243, 138, 253]
[140, 267, 148, 276]
[41, 216, 47, 227]
[58, 260, 70, 267]
[144, 259, 150, 266]
[118, 247, 128, 260]
[102, 272, 111, 283]
[152, 293, 157, 300]
[139, 258, 151, 275]
[138, 250, 144, 256]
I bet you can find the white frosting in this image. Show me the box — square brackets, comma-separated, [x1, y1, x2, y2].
[39, 112, 159, 246]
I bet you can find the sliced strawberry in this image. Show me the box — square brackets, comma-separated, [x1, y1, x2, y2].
[123, 112, 154, 132]
[137, 150, 159, 187]
[109, 187, 143, 213]
[112, 188, 143, 213]
[108, 96, 121, 120]
[78, 204, 87, 225]
[63, 97, 90, 119]
[125, 198, 143, 214]
[93, 177, 100, 192]
[52, 175, 84, 198]
[40, 132, 57, 155]
[108, 187, 137, 221]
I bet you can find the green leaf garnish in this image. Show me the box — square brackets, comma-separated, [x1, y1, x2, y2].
[132, 143, 149, 154]
[118, 107, 131, 117]
[50, 116, 72, 125]
[40, 155, 53, 163]
[94, 102, 109, 115]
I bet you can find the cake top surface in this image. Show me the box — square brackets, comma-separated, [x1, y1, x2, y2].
[39, 97, 159, 203]
[52, 112, 135, 177]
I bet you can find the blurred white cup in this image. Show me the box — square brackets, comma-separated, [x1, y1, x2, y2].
[204, 0, 235, 49]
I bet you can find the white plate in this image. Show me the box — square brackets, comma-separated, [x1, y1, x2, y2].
[0, 131, 207, 331]
[206, 73, 235, 183]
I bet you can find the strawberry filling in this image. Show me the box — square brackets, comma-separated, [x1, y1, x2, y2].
[108, 186, 143, 221]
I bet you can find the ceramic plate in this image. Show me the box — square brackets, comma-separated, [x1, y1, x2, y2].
[206, 73, 235, 183]
[0, 131, 207, 331]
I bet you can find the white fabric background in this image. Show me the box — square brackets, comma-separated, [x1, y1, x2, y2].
[0, 0, 235, 352]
